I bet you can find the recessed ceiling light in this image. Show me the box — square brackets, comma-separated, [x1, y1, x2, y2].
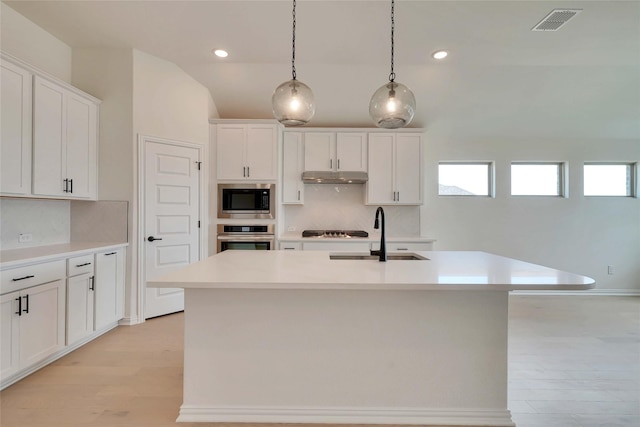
[213, 49, 228, 58]
[432, 50, 449, 60]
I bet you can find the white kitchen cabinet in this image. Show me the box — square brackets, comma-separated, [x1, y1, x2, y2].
[66, 255, 95, 346]
[367, 133, 422, 205]
[94, 249, 125, 331]
[0, 57, 32, 196]
[1, 279, 66, 382]
[32, 76, 98, 199]
[216, 123, 278, 181]
[302, 241, 371, 252]
[282, 132, 304, 204]
[304, 131, 367, 172]
[279, 242, 302, 250]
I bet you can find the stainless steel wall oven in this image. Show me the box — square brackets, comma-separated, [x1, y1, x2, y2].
[216, 224, 275, 253]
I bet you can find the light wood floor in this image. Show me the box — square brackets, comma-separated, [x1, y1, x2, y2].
[1, 295, 638, 427]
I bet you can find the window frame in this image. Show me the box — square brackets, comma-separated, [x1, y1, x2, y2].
[437, 161, 495, 197]
[510, 161, 567, 198]
[583, 162, 637, 198]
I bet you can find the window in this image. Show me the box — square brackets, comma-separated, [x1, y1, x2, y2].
[438, 162, 493, 196]
[584, 163, 636, 197]
[511, 162, 565, 196]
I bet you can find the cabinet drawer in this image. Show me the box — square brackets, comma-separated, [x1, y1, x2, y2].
[372, 242, 434, 252]
[67, 254, 95, 277]
[279, 242, 302, 250]
[1, 260, 66, 295]
[302, 241, 371, 252]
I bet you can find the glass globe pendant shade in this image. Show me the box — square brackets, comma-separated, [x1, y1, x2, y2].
[272, 79, 315, 126]
[369, 81, 416, 129]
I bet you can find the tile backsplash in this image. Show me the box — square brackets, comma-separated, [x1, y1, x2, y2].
[70, 200, 128, 243]
[283, 184, 419, 236]
[0, 198, 70, 250]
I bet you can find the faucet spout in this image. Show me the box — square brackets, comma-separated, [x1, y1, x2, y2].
[370, 207, 387, 262]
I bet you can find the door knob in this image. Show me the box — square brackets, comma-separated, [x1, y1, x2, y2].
[147, 236, 163, 242]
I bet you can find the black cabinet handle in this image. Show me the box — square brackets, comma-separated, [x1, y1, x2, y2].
[104, 252, 117, 256]
[147, 236, 163, 242]
[75, 262, 91, 267]
[63, 178, 68, 192]
[89, 276, 95, 291]
[12, 275, 34, 282]
[22, 294, 29, 314]
[15, 297, 22, 316]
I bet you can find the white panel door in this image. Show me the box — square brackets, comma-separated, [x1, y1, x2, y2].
[144, 140, 200, 319]
[395, 134, 422, 204]
[65, 94, 97, 198]
[304, 132, 334, 171]
[33, 76, 66, 197]
[0, 59, 32, 196]
[366, 133, 395, 204]
[19, 280, 66, 369]
[216, 125, 245, 180]
[1, 291, 20, 380]
[245, 124, 277, 180]
[336, 132, 367, 172]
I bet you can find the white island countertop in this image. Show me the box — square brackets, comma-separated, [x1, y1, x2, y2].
[149, 250, 595, 291]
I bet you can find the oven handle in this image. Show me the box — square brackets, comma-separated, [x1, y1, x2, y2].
[217, 235, 275, 241]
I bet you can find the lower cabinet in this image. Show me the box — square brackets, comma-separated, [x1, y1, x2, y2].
[66, 254, 95, 346]
[94, 249, 125, 331]
[1, 245, 126, 389]
[1, 280, 66, 381]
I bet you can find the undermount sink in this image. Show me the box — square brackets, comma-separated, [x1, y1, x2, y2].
[329, 253, 429, 261]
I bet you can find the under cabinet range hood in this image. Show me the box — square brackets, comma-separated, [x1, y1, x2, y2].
[301, 171, 368, 184]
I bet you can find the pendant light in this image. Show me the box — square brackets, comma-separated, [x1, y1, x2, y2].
[369, 0, 416, 129]
[272, 0, 315, 126]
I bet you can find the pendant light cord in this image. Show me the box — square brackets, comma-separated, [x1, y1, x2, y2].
[291, 0, 297, 80]
[389, 0, 396, 83]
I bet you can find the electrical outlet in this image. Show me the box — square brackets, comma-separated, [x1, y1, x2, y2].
[287, 226, 297, 232]
[18, 233, 33, 243]
[607, 265, 614, 275]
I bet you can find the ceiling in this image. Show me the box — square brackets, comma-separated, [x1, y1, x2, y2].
[4, 0, 640, 139]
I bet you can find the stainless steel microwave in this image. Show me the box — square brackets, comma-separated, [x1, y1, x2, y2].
[217, 183, 275, 219]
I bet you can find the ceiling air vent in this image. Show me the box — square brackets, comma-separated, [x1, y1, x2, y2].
[532, 9, 582, 31]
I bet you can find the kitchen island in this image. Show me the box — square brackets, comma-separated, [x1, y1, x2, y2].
[148, 250, 595, 426]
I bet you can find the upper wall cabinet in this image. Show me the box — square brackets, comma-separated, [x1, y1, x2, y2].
[367, 133, 423, 205]
[32, 76, 98, 199]
[214, 121, 279, 181]
[0, 59, 32, 196]
[282, 132, 304, 204]
[0, 54, 100, 200]
[304, 131, 367, 172]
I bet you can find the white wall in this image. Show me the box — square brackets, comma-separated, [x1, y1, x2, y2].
[0, 3, 71, 83]
[421, 136, 640, 292]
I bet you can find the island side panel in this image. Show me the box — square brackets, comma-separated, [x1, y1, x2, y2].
[179, 288, 512, 425]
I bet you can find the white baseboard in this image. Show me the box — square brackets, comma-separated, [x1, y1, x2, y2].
[511, 289, 640, 296]
[177, 405, 516, 426]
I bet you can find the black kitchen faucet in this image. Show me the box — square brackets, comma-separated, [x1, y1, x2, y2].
[370, 207, 387, 262]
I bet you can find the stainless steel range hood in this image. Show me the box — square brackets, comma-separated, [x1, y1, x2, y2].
[301, 171, 368, 184]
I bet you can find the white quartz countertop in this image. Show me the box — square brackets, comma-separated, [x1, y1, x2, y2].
[148, 250, 595, 291]
[0, 242, 128, 269]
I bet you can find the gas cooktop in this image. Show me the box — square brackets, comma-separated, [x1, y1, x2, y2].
[302, 230, 369, 238]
